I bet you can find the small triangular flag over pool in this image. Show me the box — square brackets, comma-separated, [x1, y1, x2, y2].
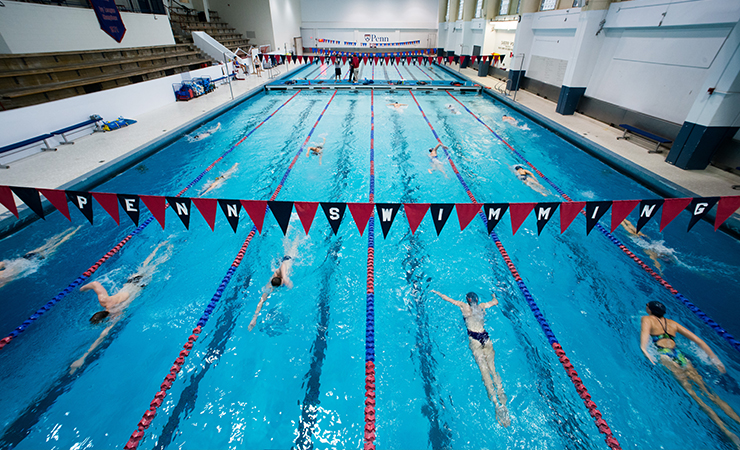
[585, 201, 611, 235]
[535, 202, 559, 235]
[219, 199, 242, 232]
[715, 196, 740, 231]
[0, 186, 18, 218]
[430, 204, 454, 235]
[376, 203, 400, 238]
[166, 197, 191, 229]
[348, 203, 374, 236]
[635, 199, 663, 233]
[686, 197, 717, 232]
[140, 195, 166, 229]
[294, 202, 318, 234]
[118, 194, 140, 226]
[610, 200, 639, 232]
[484, 203, 508, 234]
[12, 187, 44, 220]
[268, 201, 293, 235]
[241, 200, 267, 233]
[560, 201, 584, 233]
[193, 198, 218, 231]
[92, 192, 120, 225]
[456, 203, 481, 231]
[66, 191, 93, 224]
[404, 203, 429, 234]
[39, 189, 70, 221]
[660, 198, 692, 231]
[510, 202, 536, 235]
[321, 202, 346, 235]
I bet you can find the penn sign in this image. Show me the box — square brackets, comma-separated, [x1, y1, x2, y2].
[364, 34, 390, 43]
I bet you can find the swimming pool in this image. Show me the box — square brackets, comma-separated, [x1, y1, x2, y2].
[1, 80, 740, 450]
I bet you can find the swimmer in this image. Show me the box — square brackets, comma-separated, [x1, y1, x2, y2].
[0, 226, 81, 289]
[201, 163, 239, 195]
[71, 242, 170, 373]
[432, 290, 510, 427]
[513, 164, 548, 196]
[428, 143, 449, 178]
[387, 102, 408, 111]
[306, 137, 326, 165]
[621, 219, 676, 275]
[446, 104, 461, 115]
[502, 115, 530, 130]
[248, 237, 299, 331]
[191, 123, 221, 141]
[640, 301, 740, 448]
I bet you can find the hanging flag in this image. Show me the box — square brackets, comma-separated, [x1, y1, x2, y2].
[140, 195, 166, 229]
[715, 196, 740, 231]
[471, 55, 478, 65]
[659, 198, 692, 231]
[483, 203, 509, 234]
[320, 56, 325, 65]
[218, 199, 242, 232]
[437, 56, 443, 65]
[166, 197, 191, 229]
[448, 56, 454, 64]
[430, 203, 454, 235]
[610, 199, 640, 232]
[395, 56, 401, 65]
[193, 198, 218, 231]
[585, 201, 611, 235]
[298, 55, 303, 64]
[294, 201, 318, 234]
[89, 0, 126, 43]
[509, 202, 536, 235]
[331, 55, 336, 64]
[118, 194, 140, 226]
[321, 202, 346, 235]
[363, 55, 368, 65]
[560, 201, 584, 233]
[348, 202, 374, 236]
[267, 201, 293, 235]
[376, 203, 400, 238]
[406, 57, 412, 65]
[11, 187, 44, 219]
[535, 202, 559, 235]
[66, 190, 94, 224]
[92, 192, 120, 225]
[635, 199, 663, 233]
[456, 203, 481, 231]
[404, 203, 429, 234]
[241, 200, 267, 233]
[39, 189, 70, 221]
[0, 186, 18, 218]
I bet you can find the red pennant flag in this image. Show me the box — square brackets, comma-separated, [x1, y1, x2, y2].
[510, 203, 536, 235]
[471, 55, 478, 64]
[330, 55, 336, 64]
[406, 57, 412, 65]
[395, 56, 401, 65]
[241, 200, 267, 233]
[437, 56, 443, 65]
[560, 201, 585, 233]
[140, 195, 166, 229]
[374, 56, 379, 65]
[610, 199, 640, 232]
[494, 55, 500, 63]
[715, 196, 740, 231]
[192, 198, 217, 231]
[348, 203, 374, 236]
[0, 186, 18, 218]
[404, 203, 429, 234]
[341, 55, 347, 64]
[384, 56, 390, 65]
[309, 56, 314, 64]
[448, 56, 454, 64]
[92, 192, 120, 225]
[417, 56, 423, 65]
[363, 56, 368, 64]
[298, 55, 303, 63]
[660, 198, 692, 231]
[320, 56, 325, 65]
[482, 56, 489, 63]
[38, 189, 71, 221]
[456, 203, 481, 231]
[294, 201, 319, 234]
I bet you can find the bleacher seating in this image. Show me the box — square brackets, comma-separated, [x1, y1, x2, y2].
[169, 10, 250, 52]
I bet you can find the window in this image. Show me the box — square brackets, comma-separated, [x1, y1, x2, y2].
[445, 0, 451, 21]
[540, 0, 557, 11]
[499, 0, 510, 15]
[458, 0, 464, 20]
[572, 0, 584, 6]
[475, 0, 483, 18]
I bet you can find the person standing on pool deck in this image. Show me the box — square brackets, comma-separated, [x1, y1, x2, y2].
[334, 58, 342, 81]
[432, 289, 510, 427]
[249, 244, 297, 331]
[640, 300, 740, 447]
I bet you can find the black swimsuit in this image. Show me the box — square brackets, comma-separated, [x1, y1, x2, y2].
[467, 329, 490, 346]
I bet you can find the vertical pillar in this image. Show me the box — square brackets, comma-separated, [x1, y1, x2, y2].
[203, 0, 210, 22]
[439, 0, 449, 24]
[486, 0, 501, 19]
[508, 3, 538, 90]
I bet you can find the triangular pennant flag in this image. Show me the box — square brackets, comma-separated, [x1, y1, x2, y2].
[166, 197, 192, 229]
[406, 56, 412, 65]
[294, 201, 319, 234]
[66, 191, 94, 224]
[0, 186, 19, 218]
[456, 203, 481, 231]
[330, 55, 336, 64]
[363, 55, 368, 65]
[193, 198, 218, 231]
[509, 203, 536, 235]
[610, 200, 640, 232]
[39, 189, 70, 221]
[560, 201, 585, 233]
[298, 55, 303, 64]
[118, 194, 141, 226]
[404, 203, 429, 234]
[448, 56, 453, 64]
[376, 203, 401, 238]
[635, 199, 664, 233]
[535, 202, 559, 235]
[686, 197, 718, 232]
[430, 204, 454, 235]
[471, 55, 478, 64]
[320, 56, 325, 65]
[585, 201, 611, 235]
[348, 203, 374, 236]
[92, 192, 120, 225]
[241, 200, 267, 233]
[268, 201, 293, 235]
[500, 54, 506, 63]
[218, 199, 242, 232]
[395, 56, 401, 65]
[321, 202, 347, 235]
[140, 195, 166, 229]
[659, 198, 692, 232]
[11, 187, 44, 219]
[715, 196, 740, 231]
[483, 203, 509, 235]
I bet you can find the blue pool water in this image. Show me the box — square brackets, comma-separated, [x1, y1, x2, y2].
[287, 60, 460, 83]
[1, 85, 740, 450]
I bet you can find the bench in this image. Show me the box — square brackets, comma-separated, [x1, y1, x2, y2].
[617, 124, 672, 154]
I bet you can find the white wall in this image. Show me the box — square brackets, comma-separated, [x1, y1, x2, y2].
[0, 1, 174, 54]
[482, 19, 517, 69]
[209, 0, 275, 50]
[270, 0, 302, 53]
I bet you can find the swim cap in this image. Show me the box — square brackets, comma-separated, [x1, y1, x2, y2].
[271, 276, 282, 287]
[466, 292, 479, 305]
[647, 301, 666, 318]
[90, 310, 110, 324]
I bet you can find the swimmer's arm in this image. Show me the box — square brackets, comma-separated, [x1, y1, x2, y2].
[70, 319, 117, 374]
[248, 285, 272, 331]
[283, 273, 293, 289]
[431, 290, 464, 307]
[676, 323, 726, 373]
[640, 316, 657, 365]
[480, 293, 499, 309]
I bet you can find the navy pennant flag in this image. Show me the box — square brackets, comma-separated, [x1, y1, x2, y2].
[687, 197, 718, 232]
[166, 197, 191, 229]
[483, 203, 509, 235]
[89, 0, 126, 43]
[375, 203, 401, 238]
[66, 191, 94, 224]
[321, 202, 346, 235]
[430, 204, 454, 235]
[10, 187, 45, 219]
[585, 201, 611, 235]
[117, 194, 140, 226]
[268, 201, 294, 235]
[635, 199, 664, 233]
[218, 199, 242, 232]
[535, 202, 559, 235]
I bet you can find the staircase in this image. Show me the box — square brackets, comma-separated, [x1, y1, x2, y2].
[169, 9, 250, 52]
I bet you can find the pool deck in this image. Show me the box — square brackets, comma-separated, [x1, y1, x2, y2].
[1, 63, 738, 227]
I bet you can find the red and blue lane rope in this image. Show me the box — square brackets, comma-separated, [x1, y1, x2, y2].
[124, 90, 337, 450]
[445, 91, 740, 354]
[393, 63, 404, 81]
[415, 64, 435, 82]
[0, 90, 303, 351]
[363, 90, 377, 450]
[408, 91, 622, 450]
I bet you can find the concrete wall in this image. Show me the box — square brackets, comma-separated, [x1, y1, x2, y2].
[209, 0, 275, 50]
[0, 1, 174, 54]
[270, 0, 303, 53]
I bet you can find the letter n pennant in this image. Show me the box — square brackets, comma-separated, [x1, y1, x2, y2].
[348, 203, 374, 236]
[294, 202, 319, 234]
[219, 199, 242, 232]
[659, 198, 692, 232]
[535, 202, 559, 235]
[509, 202, 536, 235]
[404, 203, 429, 234]
[376, 203, 400, 238]
[715, 196, 740, 231]
[585, 201, 611, 235]
[118, 194, 140, 226]
[430, 204, 454, 235]
[66, 191, 94, 224]
[140, 195, 166, 229]
[38, 189, 71, 221]
[635, 199, 664, 233]
[166, 197, 192, 229]
[11, 187, 44, 219]
[321, 202, 346, 235]
[268, 201, 293, 235]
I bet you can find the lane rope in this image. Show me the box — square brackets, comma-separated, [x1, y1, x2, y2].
[409, 91, 622, 450]
[446, 91, 740, 354]
[364, 89, 377, 450]
[0, 90, 303, 351]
